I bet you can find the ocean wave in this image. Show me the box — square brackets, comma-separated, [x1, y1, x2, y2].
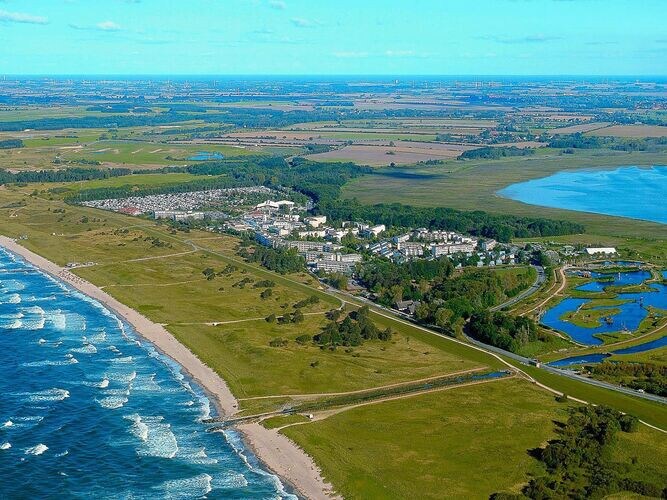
[48, 309, 67, 330]
[3, 293, 21, 304]
[179, 446, 218, 465]
[25, 444, 48, 456]
[70, 343, 97, 355]
[87, 330, 107, 343]
[0, 279, 26, 292]
[131, 373, 161, 392]
[157, 473, 212, 498]
[130, 415, 179, 459]
[218, 471, 249, 489]
[14, 388, 70, 403]
[22, 357, 78, 367]
[125, 414, 149, 442]
[2, 319, 22, 329]
[2, 420, 13, 428]
[97, 396, 129, 409]
[111, 356, 133, 364]
[1, 312, 23, 319]
[1, 443, 11, 450]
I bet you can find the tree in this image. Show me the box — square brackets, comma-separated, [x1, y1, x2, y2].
[434, 307, 454, 330]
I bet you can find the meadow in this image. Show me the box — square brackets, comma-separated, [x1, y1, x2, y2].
[342, 148, 667, 240]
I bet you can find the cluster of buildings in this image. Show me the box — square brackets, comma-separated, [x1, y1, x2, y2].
[81, 186, 278, 218]
[364, 229, 509, 266]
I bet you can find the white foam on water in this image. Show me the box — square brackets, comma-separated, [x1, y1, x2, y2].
[25, 444, 48, 456]
[111, 356, 133, 364]
[1, 312, 23, 319]
[132, 415, 179, 459]
[179, 446, 218, 465]
[2, 420, 13, 428]
[222, 429, 296, 499]
[97, 396, 128, 409]
[218, 471, 249, 489]
[70, 343, 97, 355]
[7, 294, 21, 304]
[88, 329, 107, 343]
[125, 414, 149, 442]
[48, 310, 67, 330]
[55, 450, 69, 458]
[157, 473, 212, 498]
[1, 280, 25, 292]
[14, 388, 70, 403]
[3, 319, 22, 329]
[38, 338, 47, 344]
[1, 443, 10, 450]
[99, 377, 109, 389]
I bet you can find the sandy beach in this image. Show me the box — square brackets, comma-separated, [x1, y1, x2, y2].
[0, 235, 336, 500]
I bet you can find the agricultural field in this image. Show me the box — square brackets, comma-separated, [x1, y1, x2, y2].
[586, 124, 667, 137]
[305, 143, 469, 166]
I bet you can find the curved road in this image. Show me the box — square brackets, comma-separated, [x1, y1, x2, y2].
[490, 265, 545, 312]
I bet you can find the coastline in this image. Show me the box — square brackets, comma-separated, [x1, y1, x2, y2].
[0, 235, 336, 500]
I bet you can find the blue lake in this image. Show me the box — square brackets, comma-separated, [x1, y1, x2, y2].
[498, 165, 667, 225]
[541, 270, 667, 345]
[0, 248, 294, 498]
[548, 336, 667, 368]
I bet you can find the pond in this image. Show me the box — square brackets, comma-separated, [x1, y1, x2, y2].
[188, 151, 225, 161]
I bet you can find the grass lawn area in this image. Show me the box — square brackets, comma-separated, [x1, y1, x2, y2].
[168, 317, 482, 398]
[284, 378, 667, 499]
[283, 379, 568, 499]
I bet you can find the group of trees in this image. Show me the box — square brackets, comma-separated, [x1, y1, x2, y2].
[494, 406, 663, 499]
[467, 311, 540, 353]
[0, 167, 131, 185]
[414, 270, 514, 332]
[458, 146, 535, 160]
[549, 133, 667, 152]
[589, 361, 666, 397]
[319, 200, 584, 242]
[239, 244, 305, 275]
[358, 256, 455, 306]
[313, 306, 392, 348]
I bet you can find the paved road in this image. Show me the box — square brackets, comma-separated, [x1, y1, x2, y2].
[463, 334, 666, 405]
[490, 265, 546, 312]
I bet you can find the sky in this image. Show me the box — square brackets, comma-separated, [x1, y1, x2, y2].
[1, 0, 666, 76]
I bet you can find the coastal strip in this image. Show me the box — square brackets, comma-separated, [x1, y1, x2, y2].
[0, 235, 336, 500]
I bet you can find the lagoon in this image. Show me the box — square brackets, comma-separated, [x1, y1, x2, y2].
[498, 165, 667, 224]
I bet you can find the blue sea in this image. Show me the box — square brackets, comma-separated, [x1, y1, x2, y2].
[0, 248, 295, 499]
[498, 165, 667, 225]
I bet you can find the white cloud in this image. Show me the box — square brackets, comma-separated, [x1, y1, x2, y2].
[268, 0, 286, 10]
[290, 17, 319, 28]
[97, 20, 121, 31]
[0, 9, 48, 25]
[69, 20, 122, 32]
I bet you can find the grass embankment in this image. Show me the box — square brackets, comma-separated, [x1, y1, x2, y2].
[282, 378, 667, 499]
[341, 148, 667, 240]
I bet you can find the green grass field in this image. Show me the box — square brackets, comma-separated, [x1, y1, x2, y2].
[282, 378, 667, 499]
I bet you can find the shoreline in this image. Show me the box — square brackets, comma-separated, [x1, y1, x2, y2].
[0, 235, 336, 500]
